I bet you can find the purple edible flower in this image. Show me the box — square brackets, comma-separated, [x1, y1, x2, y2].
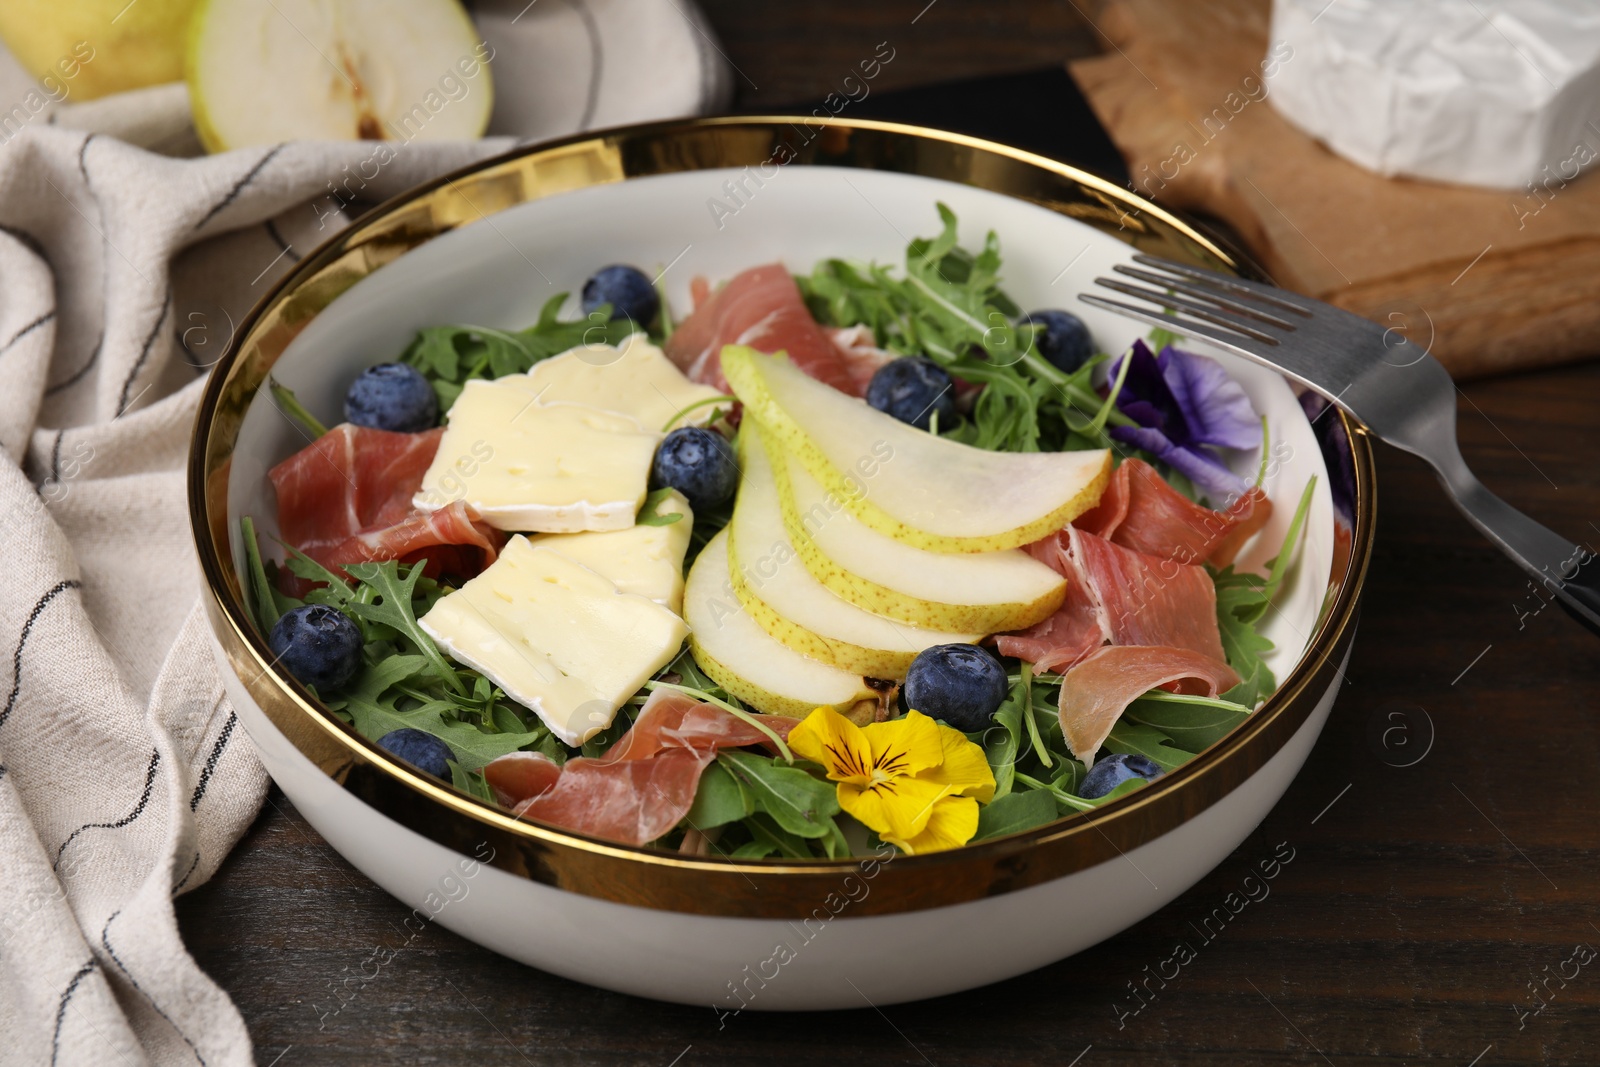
[1108, 340, 1263, 504]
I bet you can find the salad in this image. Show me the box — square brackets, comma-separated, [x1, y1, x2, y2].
[243, 204, 1312, 859]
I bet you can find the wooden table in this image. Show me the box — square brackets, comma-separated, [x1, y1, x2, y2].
[176, 6, 1600, 1064]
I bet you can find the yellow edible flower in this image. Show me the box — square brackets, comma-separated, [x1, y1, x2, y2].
[787, 707, 996, 855]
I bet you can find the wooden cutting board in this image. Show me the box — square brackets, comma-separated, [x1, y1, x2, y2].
[1068, 0, 1600, 378]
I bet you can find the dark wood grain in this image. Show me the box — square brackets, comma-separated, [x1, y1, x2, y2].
[694, 0, 1101, 107]
[176, 9, 1600, 1065]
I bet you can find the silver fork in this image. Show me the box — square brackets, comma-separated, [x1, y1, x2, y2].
[1080, 253, 1600, 637]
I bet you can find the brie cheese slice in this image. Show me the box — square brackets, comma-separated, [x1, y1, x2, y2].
[414, 381, 660, 533]
[525, 333, 728, 430]
[530, 490, 694, 612]
[419, 536, 688, 746]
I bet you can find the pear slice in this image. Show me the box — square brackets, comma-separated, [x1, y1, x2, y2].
[727, 431, 980, 677]
[187, 0, 492, 152]
[685, 529, 878, 720]
[722, 346, 1111, 553]
[766, 428, 1068, 633]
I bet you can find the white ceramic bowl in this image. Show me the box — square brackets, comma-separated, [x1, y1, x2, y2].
[190, 119, 1372, 1010]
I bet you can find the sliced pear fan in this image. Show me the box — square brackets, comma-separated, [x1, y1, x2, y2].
[722, 346, 1111, 552]
[684, 530, 879, 720]
[727, 431, 980, 677]
[767, 427, 1068, 633]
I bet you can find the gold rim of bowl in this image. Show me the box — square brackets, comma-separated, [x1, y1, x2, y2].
[189, 116, 1375, 918]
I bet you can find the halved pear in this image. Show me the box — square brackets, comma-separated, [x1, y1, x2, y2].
[727, 431, 980, 677]
[187, 0, 491, 152]
[767, 429, 1068, 632]
[722, 346, 1111, 553]
[685, 529, 878, 720]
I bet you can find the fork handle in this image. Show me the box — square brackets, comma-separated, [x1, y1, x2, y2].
[1434, 463, 1600, 637]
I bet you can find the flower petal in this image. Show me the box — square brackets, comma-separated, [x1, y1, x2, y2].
[924, 722, 996, 803]
[885, 795, 981, 855]
[787, 706, 873, 784]
[1110, 424, 1251, 505]
[840, 773, 949, 843]
[1159, 345, 1261, 451]
[1111, 340, 1186, 437]
[862, 710, 945, 778]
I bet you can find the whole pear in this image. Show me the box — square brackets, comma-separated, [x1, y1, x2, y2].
[0, 0, 201, 101]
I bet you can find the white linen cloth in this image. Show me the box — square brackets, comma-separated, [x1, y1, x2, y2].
[0, 126, 511, 1067]
[0, 3, 729, 1062]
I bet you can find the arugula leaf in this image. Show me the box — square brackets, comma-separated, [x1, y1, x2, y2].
[974, 789, 1058, 840]
[338, 656, 547, 773]
[400, 293, 640, 417]
[449, 760, 496, 803]
[636, 487, 685, 527]
[1147, 325, 1181, 352]
[1126, 692, 1252, 753]
[795, 203, 1125, 455]
[341, 560, 466, 695]
[280, 544, 357, 605]
[983, 671, 1026, 798]
[1103, 720, 1193, 773]
[269, 379, 329, 438]
[717, 751, 840, 839]
[729, 838, 778, 860]
[1208, 475, 1317, 688]
[742, 813, 814, 859]
[1221, 663, 1271, 710]
[240, 517, 283, 636]
[685, 761, 752, 830]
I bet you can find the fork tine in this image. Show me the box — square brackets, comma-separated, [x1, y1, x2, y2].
[1109, 265, 1302, 328]
[1093, 277, 1286, 343]
[1077, 293, 1278, 348]
[1130, 254, 1313, 317]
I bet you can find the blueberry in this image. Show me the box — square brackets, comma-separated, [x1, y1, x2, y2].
[267, 604, 363, 693]
[581, 265, 659, 326]
[902, 644, 1009, 732]
[344, 363, 438, 433]
[1020, 309, 1094, 373]
[651, 427, 738, 512]
[1077, 753, 1162, 799]
[376, 728, 453, 780]
[865, 356, 956, 432]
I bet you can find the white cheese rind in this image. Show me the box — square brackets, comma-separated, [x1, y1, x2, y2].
[414, 384, 660, 533]
[527, 334, 728, 430]
[530, 490, 694, 612]
[1267, 0, 1600, 189]
[419, 536, 688, 746]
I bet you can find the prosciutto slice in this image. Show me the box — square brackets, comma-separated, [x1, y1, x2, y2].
[486, 690, 798, 846]
[663, 264, 860, 395]
[827, 325, 895, 394]
[1075, 458, 1271, 568]
[996, 526, 1225, 671]
[1058, 645, 1240, 766]
[269, 423, 501, 586]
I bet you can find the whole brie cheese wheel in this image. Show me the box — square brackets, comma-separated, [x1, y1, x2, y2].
[1265, 0, 1600, 190]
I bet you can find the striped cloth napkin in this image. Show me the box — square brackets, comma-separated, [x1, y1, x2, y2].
[0, 2, 729, 1062]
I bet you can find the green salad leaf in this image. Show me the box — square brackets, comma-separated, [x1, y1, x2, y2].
[684, 760, 751, 830]
[717, 750, 841, 840]
[974, 788, 1058, 840]
[400, 292, 639, 415]
[329, 654, 548, 773]
[796, 201, 1127, 454]
[340, 560, 466, 695]
[1126, 691, 1253, 751]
